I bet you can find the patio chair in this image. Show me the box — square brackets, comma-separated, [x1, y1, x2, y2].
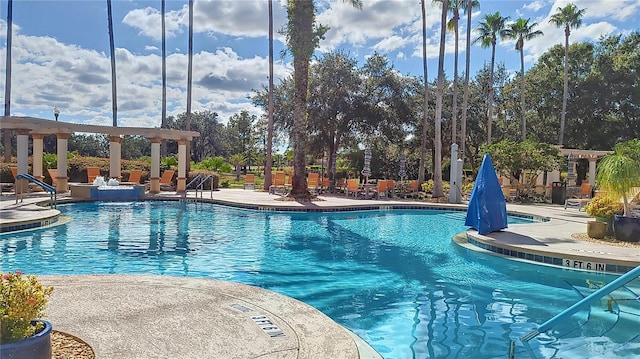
[121, 170, 143, 185]
[87, 167, 101, 184]
[336, 178, 346, 193]
[386, 179, 396, 198]
[244, 174, 256, 190]
[47, 168, 58, 187]
[565, 183, 593, 211]
[345, 179, 362, 198]
[405, 180, 420, 198]
[269, 172, 287, 195]
[159, 170, 176, 191]
[372, 180, 388, 200]
[307, 173, 320, 195]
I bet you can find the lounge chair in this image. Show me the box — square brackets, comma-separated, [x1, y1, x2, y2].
[87, 167, 101, 184]
[121, 170, 143, 185]
[159, 170, 176, 191]
[47, 168, 58, 187]
[372, 180, 388, 200]
[565, 183, 593, 211]
[269, 172, 287, 195]
[244, 174, 256, 190]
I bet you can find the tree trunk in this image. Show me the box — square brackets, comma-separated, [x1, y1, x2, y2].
[3, 0, 13, 162]
[264, 0, 275, 190]
[185, 0, 194, 173]
[460, 0, 472, 167]
[559, 26, 569, 147]
[418, 0, 429, 184]
[161, 0, 168, 157]
[107, 0, 118, 127]
[433, 0, 448, 197]
[451, 9, 459, 147]
[519, 40, 526, 141]
[487, 40, 496, 144]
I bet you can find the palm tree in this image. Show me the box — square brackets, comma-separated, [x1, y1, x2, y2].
[285, 0, 361, 199]
[549, 3, 585, 147]
[161, 0, 168, 157]
[107, 0, 117, 126]
[433, 0, 449, 198]
[3, 0, 13, 162]
[264, 0, 275, 191]
[460, 0, 479, 165]
[473, 12, 508, 144]
[418, 0, 429, 184]
[185, 0, 193, 173]
[503, 18, 543, 141]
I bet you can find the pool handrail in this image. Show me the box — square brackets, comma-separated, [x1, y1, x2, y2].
[185, 174, 203, 190]
[15, 173, 57, 207]
[521, 265, 640, 342]
[194, 174, 215, 198]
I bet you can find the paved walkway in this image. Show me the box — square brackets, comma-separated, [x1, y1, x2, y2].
[1, 189, 639, 358]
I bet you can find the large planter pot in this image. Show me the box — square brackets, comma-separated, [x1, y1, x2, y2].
[596, 217, 614, 236]
[613, 215, 640, 242]
[0, 320, 52, 359]
[587, 221, 607, 239]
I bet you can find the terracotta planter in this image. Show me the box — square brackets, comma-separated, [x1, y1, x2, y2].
[595, 217, 614, 236]
[587, 221, 607, 239]
[613, 215, 640, 242]
[0, 320, 52, 359]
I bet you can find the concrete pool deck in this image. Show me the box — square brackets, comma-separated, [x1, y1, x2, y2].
[1, 189, 639, 358]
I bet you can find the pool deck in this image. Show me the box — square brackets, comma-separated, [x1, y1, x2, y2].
[1, 189, 639, 358]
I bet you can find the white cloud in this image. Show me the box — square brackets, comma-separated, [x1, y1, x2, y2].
[523, 1, 549, 13]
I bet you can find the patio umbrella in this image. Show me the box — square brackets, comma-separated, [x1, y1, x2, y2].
[465, 154, 508, 235]
[567, 153, 575, 183]
[398, 153, 407, 181]
[361, 147, 372, 182]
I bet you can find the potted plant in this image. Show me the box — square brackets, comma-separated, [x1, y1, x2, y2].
[596, 139, 640, 242]
[1, 271, 54, 359]
[585, 196, 624, 238]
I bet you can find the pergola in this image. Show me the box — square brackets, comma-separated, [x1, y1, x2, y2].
[0, 116, 199, 193]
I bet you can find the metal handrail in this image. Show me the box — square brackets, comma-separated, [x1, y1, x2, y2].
[185, 174, 203, 190]
[195, 175, 215, 199]
[521, 265, 640, 342]
[15, 173, 57, 207]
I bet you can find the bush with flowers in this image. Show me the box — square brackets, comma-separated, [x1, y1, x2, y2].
[0, 271, 54, 344]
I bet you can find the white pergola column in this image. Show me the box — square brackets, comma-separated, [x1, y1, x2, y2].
[149, 138, 161, 193]
[15, 130, 30, 194]
[109, 136, 122, 180]
[588, 158, 597, 186]
[176, 140, 188, 193]
[56, 133, 70, 193]
[32, 134, 45, 181]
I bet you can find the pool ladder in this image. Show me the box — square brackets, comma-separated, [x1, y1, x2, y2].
[521, 265, 640, 344]
[182, 174, 215, 200]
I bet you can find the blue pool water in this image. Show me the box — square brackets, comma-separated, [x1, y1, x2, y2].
[1, 201, 639, 358]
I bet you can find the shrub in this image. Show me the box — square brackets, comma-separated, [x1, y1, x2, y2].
[0, 271, 54, 344]
[585, 196, 624, 219]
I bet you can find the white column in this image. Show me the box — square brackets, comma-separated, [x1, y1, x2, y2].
[588, 159, 597, 186]
[109, 136, 122, 180]
[16, 131, 29, 175]
[176, 140, 188, 192]
[32, 134, 44, 180]
[56, 133, 70, 192]
[149, 139, 161, 193]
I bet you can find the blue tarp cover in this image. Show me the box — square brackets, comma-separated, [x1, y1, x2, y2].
[465, 154, 508, 235]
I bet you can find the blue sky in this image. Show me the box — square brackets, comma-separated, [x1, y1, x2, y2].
[1, 0, 638, 129]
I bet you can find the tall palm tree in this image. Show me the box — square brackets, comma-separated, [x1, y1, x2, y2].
[550, 3, 585, 147]
[418, 0, 429, 184]
[433, 0, 449, 198]
[107, 0, 118, 126]
[161, 0, 167, 157]
[264, 0, 275, 191]
[3, 0, 13, 162]
[460, 0, 479, 165]
[285, 0, 361, 199]
[473, 11, 508, 144]
[503, 18, 543, 141]
[185, 0, 193, 173]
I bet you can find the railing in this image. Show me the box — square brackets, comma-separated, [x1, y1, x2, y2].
[521, 265, 640, 343]
[194, 175, 215, 199]
[15, 173, 57, 208]
[185, 174, 203, 190]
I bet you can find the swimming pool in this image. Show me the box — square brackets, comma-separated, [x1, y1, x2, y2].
[1, 201, 638, 358]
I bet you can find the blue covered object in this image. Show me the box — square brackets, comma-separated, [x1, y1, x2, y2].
[465, 154, 508, 235]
